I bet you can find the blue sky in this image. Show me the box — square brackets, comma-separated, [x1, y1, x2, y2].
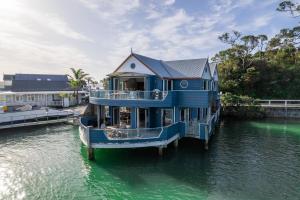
[0, 0, 299, 80]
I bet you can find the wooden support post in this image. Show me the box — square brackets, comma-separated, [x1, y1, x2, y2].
[204, 140, 209, 150]
[204, 126, 209, 150]
[86, 126, 95, 160]
[158, 147, 164, 156]
[87, 147, 95, 160]
[174, 139, 179, 148]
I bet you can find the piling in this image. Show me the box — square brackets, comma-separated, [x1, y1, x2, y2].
[173, 139, 179, 148]
[158, 147, 164, 156]
[88, 148, 95, 160]
[204, 140, 209, 150]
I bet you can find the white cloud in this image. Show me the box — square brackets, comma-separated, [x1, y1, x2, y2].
[44, 14, 93, 42]
[253, 14, 274, 28]
[0, 1, 91, 42]
[163, 0, 176, 6]
[0, 0, 287, 81]
[151, 9, 193, 40]
[79, 0, 140, 22]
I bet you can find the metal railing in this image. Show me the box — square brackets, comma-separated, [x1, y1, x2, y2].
[79, 116, 184, 144]
[255, 100, 300, 108]
[90, 90, 168, 100]
[104, 127, 163, 140]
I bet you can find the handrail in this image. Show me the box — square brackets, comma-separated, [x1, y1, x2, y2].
[255, 100, 300, 108]
[79, 117, 183, 142]
[104, 127, 163, 140]
[90, 90, 168, 101]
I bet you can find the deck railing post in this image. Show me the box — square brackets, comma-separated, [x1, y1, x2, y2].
[285, 100, 287, 108]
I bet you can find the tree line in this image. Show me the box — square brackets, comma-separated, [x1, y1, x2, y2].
[214, 0, 300, 100]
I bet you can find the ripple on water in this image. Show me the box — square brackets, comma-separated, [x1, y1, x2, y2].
[0, 121, 300, 200]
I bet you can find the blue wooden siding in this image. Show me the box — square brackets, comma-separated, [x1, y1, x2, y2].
[174, 91, 212, 108]
[173, 79, 203, 90]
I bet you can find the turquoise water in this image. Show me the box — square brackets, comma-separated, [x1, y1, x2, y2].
[0, 119, 300, 200]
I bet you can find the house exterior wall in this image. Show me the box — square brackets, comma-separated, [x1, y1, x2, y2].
[116, 56, 155, 75]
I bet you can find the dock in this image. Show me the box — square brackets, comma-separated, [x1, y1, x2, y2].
[0, 109, 76, 130]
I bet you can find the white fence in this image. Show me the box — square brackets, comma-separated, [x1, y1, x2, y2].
[255, 100, 300, 108]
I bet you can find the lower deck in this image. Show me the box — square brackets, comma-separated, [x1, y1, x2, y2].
[79, 105, 220, 151]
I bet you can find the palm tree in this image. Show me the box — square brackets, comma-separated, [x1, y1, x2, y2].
[68, 68, 89, 104]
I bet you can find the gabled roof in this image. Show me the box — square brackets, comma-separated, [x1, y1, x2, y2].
[164, 58, 208, 79]
[113, 53, 213, 79]
[132, 53, 171, 78]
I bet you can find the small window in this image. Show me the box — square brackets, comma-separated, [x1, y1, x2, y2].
[37, 78, 41, 81]
[180, 80, 188, 89]
[130, 63, 136, 69]
[47, 78, 51, 81]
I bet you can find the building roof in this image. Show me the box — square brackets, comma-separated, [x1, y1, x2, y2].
[164, 58, 208, 78]
[209, 62, 217, 75]
[124, 53, 211, 79]
[3, 74, 72, 92]
[14, 74, 68, 81]
[132, 53, 171, 78]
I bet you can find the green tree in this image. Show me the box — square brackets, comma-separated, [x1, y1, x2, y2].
[68, 68, 89, 104]
[277, 1, 300, 17]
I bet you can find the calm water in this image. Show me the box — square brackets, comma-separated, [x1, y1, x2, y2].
[0, 119, 300, 200]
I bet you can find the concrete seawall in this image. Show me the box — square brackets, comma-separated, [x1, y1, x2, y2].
[263, 107, 300, 118]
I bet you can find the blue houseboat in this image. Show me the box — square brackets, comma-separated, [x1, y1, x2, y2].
[79, 53, 220, 159]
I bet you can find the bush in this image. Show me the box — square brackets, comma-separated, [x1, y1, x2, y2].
[221, 93, 266, 119]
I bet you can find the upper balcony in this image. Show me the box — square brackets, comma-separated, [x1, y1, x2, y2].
[89, 89, 214, 108]
[89, 90, 173, 107]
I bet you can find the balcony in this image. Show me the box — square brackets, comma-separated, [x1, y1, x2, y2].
[89, 90, 173, 107]
[79, 116, 185, 148]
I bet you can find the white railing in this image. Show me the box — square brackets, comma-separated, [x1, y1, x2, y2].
[47, 101, 63, 107]
[104, 127, 163, 140]
[255, 100, 300, 108]
[0, 110, 73, 124]
[90, 90, 168, 101]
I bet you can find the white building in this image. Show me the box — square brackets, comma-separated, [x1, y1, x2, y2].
[0, 74, 87, 110]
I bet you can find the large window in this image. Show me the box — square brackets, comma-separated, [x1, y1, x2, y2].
[163, 80, 172, 91]
[15, 95, 22, 102]
[162, 109, 173, 126]
[203, 80, 210, 90]
[119, 107, 131, 128]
